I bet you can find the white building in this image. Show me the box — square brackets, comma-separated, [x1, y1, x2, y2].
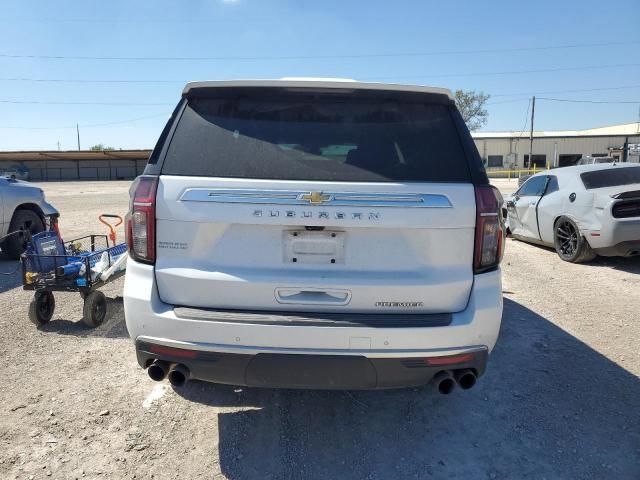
[472, 122, 640, 170]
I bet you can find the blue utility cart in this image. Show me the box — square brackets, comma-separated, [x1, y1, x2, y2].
[21, 215, 127, 327]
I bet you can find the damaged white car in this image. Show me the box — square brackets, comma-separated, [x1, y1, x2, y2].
[504, 163, 640, 262]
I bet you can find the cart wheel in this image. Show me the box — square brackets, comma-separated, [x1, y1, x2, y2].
[28, 291, 55, 326]
[82, 291, 107, 328]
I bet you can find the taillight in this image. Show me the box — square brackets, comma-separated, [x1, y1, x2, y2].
[612, 199, 640, 219]
[50, 215, 61, 239]
[127, 176, 158, 264]
[474, 185, 505, 273]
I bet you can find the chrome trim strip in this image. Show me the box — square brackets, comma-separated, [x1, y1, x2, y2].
[180, 189, 452, 208]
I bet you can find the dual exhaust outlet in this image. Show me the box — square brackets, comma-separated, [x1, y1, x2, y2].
[147, 360, 476, 393]
[147, 360, 190, 387]
[432, 369, 477, 395]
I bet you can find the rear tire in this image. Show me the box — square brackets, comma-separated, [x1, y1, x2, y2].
[29, 291, 55, 326]
[82, 291, 107, 328]
[553, 217, 596, 263]
[2, 209, 45, 259]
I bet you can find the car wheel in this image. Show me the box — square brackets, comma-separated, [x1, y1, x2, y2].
[553, 217, 596, 263]
[28, 291, 55, 326]
[82, 290, 108, 328]
[2, 209, 45, 259]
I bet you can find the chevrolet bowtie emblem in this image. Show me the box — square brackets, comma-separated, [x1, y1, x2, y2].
[300, 191, 332, 204]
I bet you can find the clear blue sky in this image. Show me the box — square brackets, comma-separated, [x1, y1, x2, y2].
[1, 0, 639, 151]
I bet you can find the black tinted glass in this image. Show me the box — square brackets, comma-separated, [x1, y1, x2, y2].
[149, 101, 183, 165]
[546, 176, 559, 194]
[581, 167, 640, 189]
[162, 92, 471, 182]
[518, 176, 547, 196]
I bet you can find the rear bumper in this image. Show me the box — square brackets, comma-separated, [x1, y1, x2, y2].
[136, 340, 488, 389]
[124, 259, 503, 388]
[584, 217, 640, 254]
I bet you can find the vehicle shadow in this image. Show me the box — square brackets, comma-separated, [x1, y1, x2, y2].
[0, 256, 22, 293]
[589, 255, 640, 274]
[39, 296, 129, 339]
[174, 298, 640, 479]
[512, 238, 640, 274]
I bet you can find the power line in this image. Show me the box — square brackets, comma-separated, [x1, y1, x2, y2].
[2, 95, 638, 131]
[370, 63, 640, 80]
[0, 99, 172, 106]
[537, 97, 640, 104]
[515, 99, 532, 139]
[0, 18, 240, 24]
[2, 92, 640, 110]
[0, 113, 170, 130]
[492, 84, 640, 97]
[3, 84, 639, 107]
[1, 40, 638, 61]
[0, 77, 179, 84]
[82, 113, 170, 127]
[3, 63, 639, 85]
[486, 98, 531, 106]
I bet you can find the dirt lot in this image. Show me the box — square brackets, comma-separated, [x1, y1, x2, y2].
[1, 181, 638, 480]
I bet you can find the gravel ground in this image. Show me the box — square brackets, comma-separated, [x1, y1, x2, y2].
[1, 180, 638, 480]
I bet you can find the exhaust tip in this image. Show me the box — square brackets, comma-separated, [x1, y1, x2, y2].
[147, 360, 169, 382]
[168, 364, 190, 388]
[432, 370, 456, 395]
[455, 369, 477, 390]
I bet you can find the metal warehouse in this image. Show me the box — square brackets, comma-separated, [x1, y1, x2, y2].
[0, 149, 150, 181]
[473, 122, 640, 170]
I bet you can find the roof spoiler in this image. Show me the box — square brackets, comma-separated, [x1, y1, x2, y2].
[181, 79, 454, 101]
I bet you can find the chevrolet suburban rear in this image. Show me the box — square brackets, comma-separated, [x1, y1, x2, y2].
[123, 79, 504, 393]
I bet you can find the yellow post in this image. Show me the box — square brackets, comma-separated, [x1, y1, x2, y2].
[533, 164, 537, 175]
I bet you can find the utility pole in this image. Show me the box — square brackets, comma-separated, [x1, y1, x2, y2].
[56, 141, 60, 151]
[76, 124, 81, 151]
[528, 96, 536, 169]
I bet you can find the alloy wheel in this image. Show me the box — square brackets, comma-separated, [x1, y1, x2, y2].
[555, 220, 578, 258]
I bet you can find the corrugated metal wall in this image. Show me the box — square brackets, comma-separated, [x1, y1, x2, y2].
[474, 135, 640, 168]
[0, 158, 147, 181]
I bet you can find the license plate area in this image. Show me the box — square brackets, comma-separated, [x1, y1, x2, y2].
[283, 230, 345, 264]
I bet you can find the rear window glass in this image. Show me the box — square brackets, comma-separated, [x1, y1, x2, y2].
[162, 91, 471, 182]
[580, 167, 640, 189]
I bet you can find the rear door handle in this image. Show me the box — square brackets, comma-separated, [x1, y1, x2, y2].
[275, 288, 352, 306]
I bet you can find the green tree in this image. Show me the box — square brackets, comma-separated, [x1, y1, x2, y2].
[89, 144, 115, 151]
[454, 90, 490, 131]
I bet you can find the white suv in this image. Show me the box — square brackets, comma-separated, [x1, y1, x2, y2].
[124, 79, 504, 394]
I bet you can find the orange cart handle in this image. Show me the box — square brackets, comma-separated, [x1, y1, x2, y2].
[99, 214, 123, 246]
